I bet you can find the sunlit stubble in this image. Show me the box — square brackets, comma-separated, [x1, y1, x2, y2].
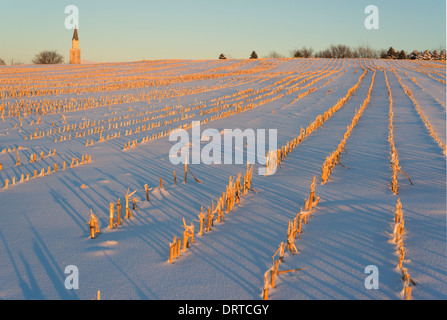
[109, 203, 114, 229]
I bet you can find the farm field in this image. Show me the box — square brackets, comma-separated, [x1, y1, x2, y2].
[0, 58, 445, 300]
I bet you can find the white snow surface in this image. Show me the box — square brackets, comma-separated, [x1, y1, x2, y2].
[0, 58, 445, 300]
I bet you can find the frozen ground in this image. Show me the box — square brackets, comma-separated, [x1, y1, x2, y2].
[0, 58, 445, 300]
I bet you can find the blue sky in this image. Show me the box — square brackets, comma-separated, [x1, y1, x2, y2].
[0, 0, 445, 63]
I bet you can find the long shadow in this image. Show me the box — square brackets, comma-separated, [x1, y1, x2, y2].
[23, 213, 79, 300]
[101, 252, 151, 300]
[0, 229, 44, 299]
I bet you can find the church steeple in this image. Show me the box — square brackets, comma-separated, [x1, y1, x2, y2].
[69, 27, 81, 64]
[72, 27, 79, 41]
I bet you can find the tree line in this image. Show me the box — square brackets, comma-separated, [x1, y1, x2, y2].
[219, 44, 446, 61]
[1, 44, 445, 66]
[0, 50, 64, 65]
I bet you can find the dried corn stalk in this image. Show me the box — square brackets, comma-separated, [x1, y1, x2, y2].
[321, 70, 376, 184]
[87, 211, 100, 239]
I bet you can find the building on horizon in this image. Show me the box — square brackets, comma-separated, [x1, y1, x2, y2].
[69, 27, 81, 64]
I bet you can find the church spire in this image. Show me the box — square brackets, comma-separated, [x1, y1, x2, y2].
[72, 27, 79, 41]
[70, 26, 81, 64]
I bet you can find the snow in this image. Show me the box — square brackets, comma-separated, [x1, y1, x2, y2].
[0, 58, 445, 300]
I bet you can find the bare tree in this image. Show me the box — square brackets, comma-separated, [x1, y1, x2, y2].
[32, 50, 64, 64]
[291, 46, 314, 58]
[353, 44, 378, 58]
[291, 49, 303, 58]
[315, 49, 332, 58]
[314, 45, 352, 58]
[10, 59, 24, 65]
[264, 51, 285, 58]
[377, 49, 387, 59]
[329, 44, 352, 58]
[301, 47, 313, 58]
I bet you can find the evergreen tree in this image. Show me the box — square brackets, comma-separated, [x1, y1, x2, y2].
[398, 50, 407, 60]
[0, 58, 5, 65]
[409, 50, 420, 60]
[386, 47, 398, 59]
[219, 53, 227, 60]
[249, 51, 258, 59]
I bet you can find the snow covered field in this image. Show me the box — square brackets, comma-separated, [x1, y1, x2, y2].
[0, 58, 445, 300]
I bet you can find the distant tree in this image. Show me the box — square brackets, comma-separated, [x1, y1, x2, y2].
[0, 58, 5, 65]
[431, 50, 440, 60]
[329, 44, 352, 58]
[32, 50, 64, 64]
[293, 46, 313, 58]
[378, 49, 388, 59]
[386, 47, 398, 59]
[409, 50, 420, 60]
[219, 53, 227, 60]
[315, 49, 332, 58]
[301, 47, 314, 58]
[291, 49, 303, 58]
[398, 50, 407, 60]
[10, 59, 24, 65]
[422, 50, 432, 60]
[354, 44, 378, 58]
[249, 51, 258, 59]
[264, 51, 284, 58]
[440, 50, 446, 60]
[373, 49, 383, 59]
